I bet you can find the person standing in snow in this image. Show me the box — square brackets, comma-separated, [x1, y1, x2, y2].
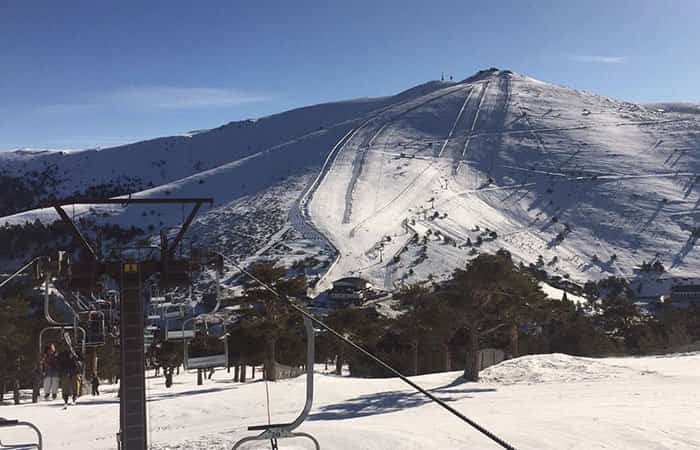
[40, 343, 60, 400]
[91, 372, 100, 396]
[58, 348, 82, 407]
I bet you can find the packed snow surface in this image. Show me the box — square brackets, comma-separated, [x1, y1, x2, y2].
[2, 352, 700, 449]
[478, 353, 636, 384]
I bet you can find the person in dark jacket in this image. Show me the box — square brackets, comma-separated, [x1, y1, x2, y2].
[58, 349, 82, 406]
[91, 372, 100, 396]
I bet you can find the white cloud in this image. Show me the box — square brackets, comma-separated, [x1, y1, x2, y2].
[41, 86, 270, 112]
[109, 86, 270, 109]
[568, 55, 626, 64]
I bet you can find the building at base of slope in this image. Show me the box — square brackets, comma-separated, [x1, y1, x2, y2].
[328, 277, 374, 304]
[669, 277, 700, 306]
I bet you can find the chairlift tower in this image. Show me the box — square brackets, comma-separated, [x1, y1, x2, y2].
[49, 197, 217, 450]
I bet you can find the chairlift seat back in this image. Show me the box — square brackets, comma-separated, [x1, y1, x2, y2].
[166, 330, 195, 340]
[184, 354, 227, 369]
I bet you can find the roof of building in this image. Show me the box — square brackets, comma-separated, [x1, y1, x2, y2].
[332, 277, 371, 289]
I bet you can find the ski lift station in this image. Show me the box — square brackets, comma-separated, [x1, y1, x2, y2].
[328, 277, 373, 303]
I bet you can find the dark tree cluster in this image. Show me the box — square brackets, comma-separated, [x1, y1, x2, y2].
[0, 290, 45, 404]
[311, 254, 700, 382]
[0, 218, 143, 261]
[0, 164, 144, 218]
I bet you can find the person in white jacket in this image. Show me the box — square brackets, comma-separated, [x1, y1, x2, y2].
[40, 343, 60, 400]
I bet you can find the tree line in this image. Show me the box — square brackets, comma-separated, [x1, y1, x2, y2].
[3, 250, 700, 404]
[216, 251, 700, 383]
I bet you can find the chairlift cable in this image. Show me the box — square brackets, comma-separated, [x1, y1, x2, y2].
[218, 253, 516, 450]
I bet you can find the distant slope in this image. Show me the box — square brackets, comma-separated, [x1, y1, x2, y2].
[0, 80, 454, 273]
[0, 80, 454, 218]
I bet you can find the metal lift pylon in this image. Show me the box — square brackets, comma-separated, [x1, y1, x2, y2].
[232, 316, 320, 450]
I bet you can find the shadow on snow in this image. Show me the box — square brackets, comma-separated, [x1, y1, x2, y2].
[309, 377, 496, 421]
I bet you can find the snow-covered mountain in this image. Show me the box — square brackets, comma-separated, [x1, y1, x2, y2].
[3, 69, 700, 290]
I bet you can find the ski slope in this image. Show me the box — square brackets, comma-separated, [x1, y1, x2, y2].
[1, 352, 699, 449]
[0, 81, 453, 272]
[308, 69, 700, 290]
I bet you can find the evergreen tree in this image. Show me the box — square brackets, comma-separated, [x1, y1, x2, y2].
[442, 253, 530, 381]
[323, 306, 382, 376]
[395, 284, 451, 376]
[240, 262, 306, 381]
[0, 295, 35, 404]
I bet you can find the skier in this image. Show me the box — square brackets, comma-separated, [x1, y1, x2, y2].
[40, 343, 60, 400]
[91, 372, 100, 396]
[58, 348, 82, 408]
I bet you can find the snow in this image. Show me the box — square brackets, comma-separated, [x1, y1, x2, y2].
[2, 352, 700, 449]
[307, 69, 700, 290]
[2, 68, 700, 292]
[479, 353, 636, 384]
[539, 282, 587, 305]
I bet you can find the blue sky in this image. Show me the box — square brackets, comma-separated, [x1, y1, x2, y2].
[1, 0, 698, 150]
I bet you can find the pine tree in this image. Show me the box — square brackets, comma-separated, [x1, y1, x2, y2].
[240, 262, 306, 381]
[323, 307, 381, 376]
[0, 295, 34, 404]
[395, 284, 450, 376]
[443, 254, 521, 381]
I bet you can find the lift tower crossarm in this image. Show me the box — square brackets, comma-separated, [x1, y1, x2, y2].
[52, 197, 213, 262]
[54, 206, 98, 261]
[52, 197, 213, 205]
[168, 202, 201, 257]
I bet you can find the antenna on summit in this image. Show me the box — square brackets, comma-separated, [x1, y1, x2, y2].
[441, 72, 444, 81]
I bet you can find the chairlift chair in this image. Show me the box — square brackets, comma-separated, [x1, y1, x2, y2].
[84, 311, 106, 347]
[0, 418, 43, 450]
[182, 316, 229, 370]
[183, 334, 229, 370]
[160, 303, 194, 340]
[38, 326, 86, 359]
[149, 285, 166, 304]
[233, 316, 320, 450]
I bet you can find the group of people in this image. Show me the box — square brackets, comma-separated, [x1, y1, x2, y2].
[40, 343, 100, 407]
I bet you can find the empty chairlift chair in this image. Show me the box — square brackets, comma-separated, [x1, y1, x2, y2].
[183, 315, 229, 370]
[233, 316, 320, 450]
[163, 304, 195, 341]
[84, 310, 106, 347]
[0, 418, 43, 450]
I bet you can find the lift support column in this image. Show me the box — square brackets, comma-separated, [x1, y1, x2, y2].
[119, 262, 147, 450]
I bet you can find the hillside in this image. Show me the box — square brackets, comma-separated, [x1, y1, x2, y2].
[309, 69, 700, 290]
[0, 80, 453, 219]
[2, 69, 700, 289]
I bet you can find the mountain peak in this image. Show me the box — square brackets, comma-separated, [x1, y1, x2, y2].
[461, 67, 516, 84]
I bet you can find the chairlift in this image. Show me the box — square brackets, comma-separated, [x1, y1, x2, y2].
[233, 316, 319, 450]
[38, 326, 86, 362]
[183, 334, 229, 370]
[163, 303, 194, 340]
[183, 315, 229, 370]
[84, 311, 106, 347]
[149, 285, 167, 304]
[0, 418, 43, 450]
